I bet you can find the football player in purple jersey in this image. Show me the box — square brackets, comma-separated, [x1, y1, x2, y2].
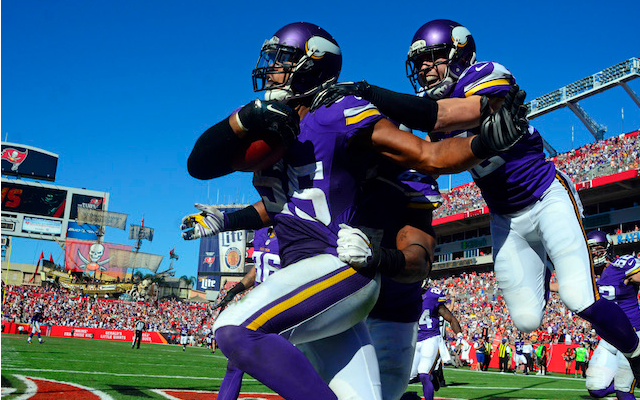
[297, 161, 443, 400]
[212, 227, 281, 400]
[311, 18, 640, 382]
[408, 286, 461, 400]
[27, 307, 44, 344]
[581, 231, 640, 400]
[184, 21, 528, 400]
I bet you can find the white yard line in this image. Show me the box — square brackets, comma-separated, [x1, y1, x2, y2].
[2, 367, 258, 382]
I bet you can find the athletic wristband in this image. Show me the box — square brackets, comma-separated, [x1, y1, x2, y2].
[369, 246, 406, 277]
[470, 135, 491, 159]
[225, 206, 264, 231]
[365, 85, 439, 132]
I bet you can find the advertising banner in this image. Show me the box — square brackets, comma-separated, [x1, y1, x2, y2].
[196, 275, 220, 291]
[64, 240, 132, 279]
[70, 194, 104, 219]
[218, 230, 246, 274]
[66, 221, 99, 241]
[22, 217, 63, 235]
[198, 235, 220, 275]
[1, 181, 67, 218]
[47, 325, 169, 344]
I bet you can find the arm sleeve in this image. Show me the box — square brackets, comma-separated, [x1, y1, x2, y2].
[364, 85, 439, 132]
[187, 118, 242, 180]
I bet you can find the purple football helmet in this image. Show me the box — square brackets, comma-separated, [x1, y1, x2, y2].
[586, 230, 613, 270]
[406, 19, 476, 99]
[252, 22, 342, 102]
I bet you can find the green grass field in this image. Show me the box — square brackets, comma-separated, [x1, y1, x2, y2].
[1, 334, 601, 400]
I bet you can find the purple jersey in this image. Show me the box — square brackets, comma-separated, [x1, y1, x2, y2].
[437, 61, 556, 215]
[364, 160, 441, 323]
[417, 287, 447, 341]
[254, 95, 383, 267]
[252, 227, 280, 285]
[515, 340, 524, 355]
[30, 311, 43, 324]
[597, 255, 640, 330]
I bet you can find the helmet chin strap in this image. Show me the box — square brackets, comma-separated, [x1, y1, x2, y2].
[264, 88, 291, 101]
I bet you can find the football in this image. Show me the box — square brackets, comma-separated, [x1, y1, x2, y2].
[231, 133, 288, 172]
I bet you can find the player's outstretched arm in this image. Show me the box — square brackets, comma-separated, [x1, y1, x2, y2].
[368, 85, 528, 175]
[180, 201, 269, 240]
[187, 100, 299, 180]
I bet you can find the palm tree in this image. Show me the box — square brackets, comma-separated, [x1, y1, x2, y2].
[179, 275, 197, 289]
[132, 271, 144, 282]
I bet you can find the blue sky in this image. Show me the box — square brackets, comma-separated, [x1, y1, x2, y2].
[3, 0, 640, 280]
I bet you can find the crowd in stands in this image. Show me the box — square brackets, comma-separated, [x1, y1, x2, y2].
[434, 132, 640, 219]
[432, 271, 594, 347]
[2, 271, 596, 348]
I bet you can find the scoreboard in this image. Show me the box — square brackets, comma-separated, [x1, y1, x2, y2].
[1, 178, 109, 241]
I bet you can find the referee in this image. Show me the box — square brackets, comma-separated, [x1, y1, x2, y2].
[132, 316, 146, 349]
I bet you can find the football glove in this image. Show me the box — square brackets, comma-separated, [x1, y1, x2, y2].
[310, 81, 372, 112]
[473, 84, 529, 159]
[336, 223, 373, 268]
[180, 203, 226, 240]
[212, 282, 246, 311]
[236, 99, 300, 147]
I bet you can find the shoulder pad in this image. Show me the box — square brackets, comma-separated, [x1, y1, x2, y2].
[614, 255, 640, 276]
[454, 61, 515, 98]
[312, 95, 381, 127]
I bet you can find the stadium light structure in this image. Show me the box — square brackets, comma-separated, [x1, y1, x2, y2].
[526, 58, 640, 154]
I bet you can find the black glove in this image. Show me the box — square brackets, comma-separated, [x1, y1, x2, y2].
[212, 282, 246, 311]
[472, 84, 529, 159]
[237, 99, 300, 146]
[310, 81, 372, 112]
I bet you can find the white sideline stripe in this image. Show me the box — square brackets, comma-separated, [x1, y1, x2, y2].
[12, 375, 114, 400]
[443, 368, 585, 382]
[408, 383, 584, 392]
[3, 368, 258, 382]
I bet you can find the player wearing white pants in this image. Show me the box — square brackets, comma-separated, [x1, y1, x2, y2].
[587, 337, 637, 395]
[492, 173, 593, 333]
[214, 254, 381, 400]
[410, 335, 441, 380]
[367, 318, 418, 399]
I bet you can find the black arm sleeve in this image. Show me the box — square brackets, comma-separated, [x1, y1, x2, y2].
[187, 118, 242, 180]
[225, 281, 246, 299]
[225, 206, 264, 231]
[364, 85, 439, 132]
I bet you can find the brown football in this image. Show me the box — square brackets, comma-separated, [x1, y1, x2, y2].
[231, 134, 287, 172]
